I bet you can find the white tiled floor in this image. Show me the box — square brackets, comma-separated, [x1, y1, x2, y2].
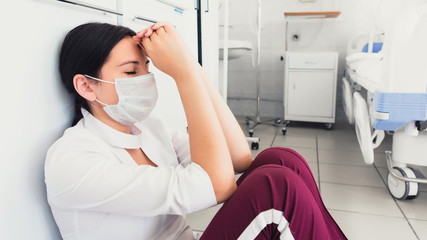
[186, 118, 427, 239]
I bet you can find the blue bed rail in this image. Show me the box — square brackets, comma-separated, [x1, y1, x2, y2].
[362, 42, 383, 53]
[373, 91, 427, 131]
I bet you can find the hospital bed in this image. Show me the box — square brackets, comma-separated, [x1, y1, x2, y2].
[342, 1, 427, 200]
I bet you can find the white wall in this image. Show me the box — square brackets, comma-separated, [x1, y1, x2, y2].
[223, 0, 406, 119]
[2, 1, 90, 239]
[0, 0, 123, 238]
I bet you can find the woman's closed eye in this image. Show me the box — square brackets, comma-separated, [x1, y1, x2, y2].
[123, 59, 150, 75]
[145, 60, 150, 70]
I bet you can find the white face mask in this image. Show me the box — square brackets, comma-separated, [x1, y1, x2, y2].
[85, 73, 158, 126]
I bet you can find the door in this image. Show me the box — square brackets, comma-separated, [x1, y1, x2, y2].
[286, 71, 335, 118]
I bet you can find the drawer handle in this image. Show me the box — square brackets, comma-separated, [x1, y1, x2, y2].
[133, 16, 176, 28]
[304, 61, 318, 64]
[56, 0, 123, 16]
[157, 0, 185, 11]
[133, 16, 157, 24]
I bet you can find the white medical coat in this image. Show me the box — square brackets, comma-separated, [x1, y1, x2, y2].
[44, 109, 217, 240]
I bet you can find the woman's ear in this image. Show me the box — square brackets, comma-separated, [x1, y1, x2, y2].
[73, 74, 97, 101]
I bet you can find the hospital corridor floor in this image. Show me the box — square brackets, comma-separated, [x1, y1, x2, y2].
[186, 117, 427, 240]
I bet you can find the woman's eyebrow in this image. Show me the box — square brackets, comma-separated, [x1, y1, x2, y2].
[119, 60, 139, 66]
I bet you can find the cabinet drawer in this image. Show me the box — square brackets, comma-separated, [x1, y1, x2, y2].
[288, 53, 336, 70]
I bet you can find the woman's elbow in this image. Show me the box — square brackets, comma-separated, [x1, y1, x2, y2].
[233, 152, 253, 173]
[214, 178, 237, 203]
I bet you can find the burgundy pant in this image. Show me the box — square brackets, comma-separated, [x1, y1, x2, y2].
[200, 147, 347, 240]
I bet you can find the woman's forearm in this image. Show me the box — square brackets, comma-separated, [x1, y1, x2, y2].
[198, 66, 253, 173]
[139, 23, 238, 202]
[174, 69, 237, 203]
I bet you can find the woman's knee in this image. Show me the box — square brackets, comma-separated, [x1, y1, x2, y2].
[257, 147, 303, 159]
[237, 147, 315, 186]
[235, 165, 321, 217]
[255, 147, 310, 169]
[241, 165, 307, 198]
[251, 147, 318, 191]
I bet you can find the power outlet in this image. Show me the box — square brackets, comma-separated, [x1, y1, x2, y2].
[291, 33, 301, 41]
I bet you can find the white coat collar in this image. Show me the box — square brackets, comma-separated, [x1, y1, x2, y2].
[81, 108, 144, 149]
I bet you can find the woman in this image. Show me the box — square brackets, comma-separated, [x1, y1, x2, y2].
[45, 22, 347, 240]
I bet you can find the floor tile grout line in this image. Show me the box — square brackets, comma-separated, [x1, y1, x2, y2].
[319, 162, 380, 168]
[372, 163, 421, 240]
[316, 148, 364, 153]
[321, 180, 417, 192]
[285, 145, 317, 150]
[327, 208, 417, 219]
[407, 217, 427, 222]
[270, 126, 280, 147]
[319, 181, 387, 189]
[315, 134, 321, 193]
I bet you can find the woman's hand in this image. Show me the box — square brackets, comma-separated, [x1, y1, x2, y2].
[133, 22, 199, 80]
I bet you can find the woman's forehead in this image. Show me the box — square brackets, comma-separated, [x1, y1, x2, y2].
[108, 37, 146, 64]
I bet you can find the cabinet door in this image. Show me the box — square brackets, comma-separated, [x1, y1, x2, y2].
[286, 71, 335, 118]
[1, 1, 118, 239]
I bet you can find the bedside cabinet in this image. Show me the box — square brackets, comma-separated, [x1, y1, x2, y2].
[283, 51, 338, 133]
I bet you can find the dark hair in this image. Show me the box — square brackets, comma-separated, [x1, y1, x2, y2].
[59, 22, 136, 126]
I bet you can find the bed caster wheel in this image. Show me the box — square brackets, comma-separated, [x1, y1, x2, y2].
[387, 167, 420, 200]
[246, 120, 250, 126]
[386, 130, 395, 135]
[282, 127, 287, 136]
[324, 123, 333, 130]
[248, 129, 254, 137]
[251, 142, 259, 150]
[275, 119, 282, 125]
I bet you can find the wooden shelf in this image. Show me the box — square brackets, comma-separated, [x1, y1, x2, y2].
[284, 11, 341, 19]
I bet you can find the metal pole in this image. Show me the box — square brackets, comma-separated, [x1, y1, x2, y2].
[256, 68, 261, 122]
[256, 0, 261, 122]
[222, 0, 229, 101]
